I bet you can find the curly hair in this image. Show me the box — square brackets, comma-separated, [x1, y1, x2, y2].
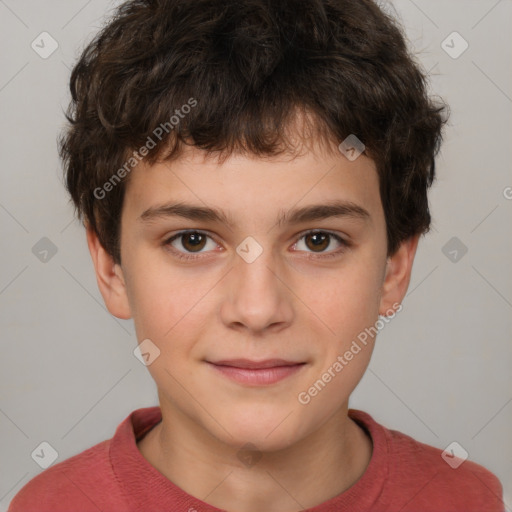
[59, 0, 448, 263]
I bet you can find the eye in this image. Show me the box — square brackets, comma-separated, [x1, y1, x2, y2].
[293, 230, 349, 258]
[164, 230, 219, 260]
[163, 229, 350, 262]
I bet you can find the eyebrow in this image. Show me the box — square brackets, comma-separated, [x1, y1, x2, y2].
[138, 200, 371, 228]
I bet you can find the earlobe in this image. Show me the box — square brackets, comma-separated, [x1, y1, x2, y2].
[379, 235, 420, 316]
[86, 227, 132, 320]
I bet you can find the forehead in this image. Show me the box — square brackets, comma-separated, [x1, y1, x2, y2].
[123, 144, 383, 229]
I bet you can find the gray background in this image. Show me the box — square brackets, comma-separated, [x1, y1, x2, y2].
[0, 0, 511, 509]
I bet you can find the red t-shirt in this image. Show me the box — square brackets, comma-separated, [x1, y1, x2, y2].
[8, 407, 504, 512]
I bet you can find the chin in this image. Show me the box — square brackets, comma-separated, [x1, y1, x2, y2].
[214, 411, 308, 453]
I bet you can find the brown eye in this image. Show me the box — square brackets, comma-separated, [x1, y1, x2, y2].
[293, 230, 348, 258]
[304, 232, 330, 252]
[165, 230, 217, 258]
[180, 232, 207, 252]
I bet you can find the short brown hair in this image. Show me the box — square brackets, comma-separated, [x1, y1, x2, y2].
[60, 0, 448, 262]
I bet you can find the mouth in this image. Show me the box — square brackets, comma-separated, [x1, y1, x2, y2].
[206, 359, 307, 386]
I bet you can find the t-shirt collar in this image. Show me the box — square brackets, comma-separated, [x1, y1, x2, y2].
[110, 406, 388, 511]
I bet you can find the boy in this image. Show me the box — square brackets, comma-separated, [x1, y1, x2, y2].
[9, 0, 504, 510]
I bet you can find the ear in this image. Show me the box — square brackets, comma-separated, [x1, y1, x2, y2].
[379, 235, 420, 316]
[86, 226, 132, 320]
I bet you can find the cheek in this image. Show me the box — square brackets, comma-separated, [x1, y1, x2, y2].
[299, 256, 384, 345]
[295, 267, 382, 416]
[126, 271, 211, 389]
[124, 258, 217, 352]
[127, 275, 185, 339]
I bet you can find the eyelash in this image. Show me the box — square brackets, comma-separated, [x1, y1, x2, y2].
[163, 230, 350, 262]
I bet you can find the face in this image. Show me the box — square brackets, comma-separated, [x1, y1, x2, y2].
[91, 142, 416, 451]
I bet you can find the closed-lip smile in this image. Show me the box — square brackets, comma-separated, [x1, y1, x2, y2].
[206, 359, 307, 386]
[210, 358, 305, 369]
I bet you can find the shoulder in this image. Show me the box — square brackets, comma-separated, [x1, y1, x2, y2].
[350, 410, 504, 512]
[385, 425, 504, 511]
[8, 439, 127, 512]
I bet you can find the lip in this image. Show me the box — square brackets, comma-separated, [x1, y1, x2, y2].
[210, 358, 303, 369]
[206, 359, 307, 386]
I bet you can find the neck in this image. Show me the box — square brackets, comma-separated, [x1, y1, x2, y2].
[138, 403, 372, 512]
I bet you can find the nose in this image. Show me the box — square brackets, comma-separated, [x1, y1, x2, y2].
[219, 245, 294, 335]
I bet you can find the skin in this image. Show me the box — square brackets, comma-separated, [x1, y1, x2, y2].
[87, 140, 419, 512]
